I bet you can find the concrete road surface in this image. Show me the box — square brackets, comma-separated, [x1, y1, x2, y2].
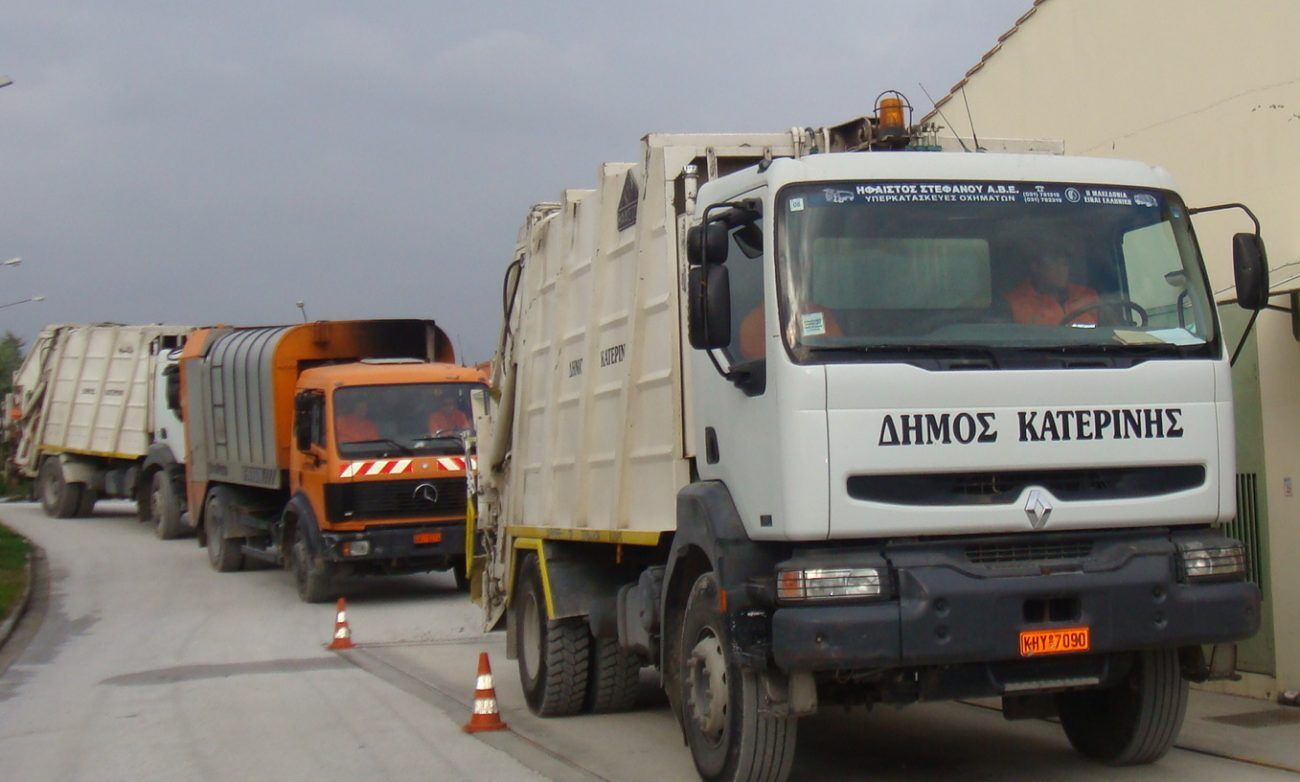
[2, 500, 1297, 781]
[0, 501, 542, 782]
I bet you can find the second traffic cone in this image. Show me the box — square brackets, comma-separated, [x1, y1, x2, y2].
[328, 597, 355, 650]
[464, 652, 508, 733]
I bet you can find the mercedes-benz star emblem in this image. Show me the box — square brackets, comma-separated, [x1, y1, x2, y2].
[413, 483, 439, 504]
[1024, 489, 1052, 530]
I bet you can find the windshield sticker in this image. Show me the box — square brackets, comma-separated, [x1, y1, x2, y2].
[800, 312, 826, 336]
[798, 182, 1162, 209]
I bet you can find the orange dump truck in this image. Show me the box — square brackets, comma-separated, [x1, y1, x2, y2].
[179, 319, 486, 601]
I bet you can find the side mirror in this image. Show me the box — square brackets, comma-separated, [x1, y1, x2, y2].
[687, 264, 731, 350]
[294, 393, 314, 452]
[163, 363, 182, 413]
[295, 417, 312, 452]
[687, 220, 732, 266]
[1233, 232, 1270, 310]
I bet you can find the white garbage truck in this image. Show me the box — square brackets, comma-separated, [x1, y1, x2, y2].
[472, 98, 1267, 781]
[6, 323, 193, 536]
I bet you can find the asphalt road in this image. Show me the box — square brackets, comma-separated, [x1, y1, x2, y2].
[0, 500, 540, 782]
[1, 500, 1295, 782]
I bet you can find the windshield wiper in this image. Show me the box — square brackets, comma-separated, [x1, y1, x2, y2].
[343, 438, 413, 455]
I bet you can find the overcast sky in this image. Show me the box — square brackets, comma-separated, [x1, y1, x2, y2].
[0, 1, 1031, 362]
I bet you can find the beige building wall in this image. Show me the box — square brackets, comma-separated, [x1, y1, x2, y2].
[928, 0, 1300, 696]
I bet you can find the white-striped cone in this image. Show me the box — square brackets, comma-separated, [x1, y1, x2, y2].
[464, 652, 507, 732]
[328, 598, 355, 650]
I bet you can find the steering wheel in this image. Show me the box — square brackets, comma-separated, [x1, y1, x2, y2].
[429, 428, 469, 439]
[1060, 299, 1149, 327]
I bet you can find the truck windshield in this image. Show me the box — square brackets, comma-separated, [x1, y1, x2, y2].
[334, 382, 483, 458]
[775, 181, 1217, 362]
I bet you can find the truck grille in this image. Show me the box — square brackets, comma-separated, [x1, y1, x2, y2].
[847, 466, 1205, 506]
[966, 540, 1093, 566]
[325, 478, 467, 523]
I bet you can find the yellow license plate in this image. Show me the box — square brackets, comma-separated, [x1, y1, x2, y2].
[1019, 627, 1090, 657]
[413, 532, 443, 545]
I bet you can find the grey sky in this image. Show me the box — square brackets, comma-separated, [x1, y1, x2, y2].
[0, 1, 1031, 362]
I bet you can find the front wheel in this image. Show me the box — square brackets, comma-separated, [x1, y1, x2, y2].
[151, 471, 187, 539]
[681, 573, 797, 782]
[516, 554, 589, 716]
[451, 556, 470, 593]
[1056, 648, 1188, 765]
[292, 524, 334, 603]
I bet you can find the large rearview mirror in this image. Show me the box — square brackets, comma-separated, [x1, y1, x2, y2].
[1233, 232, 1269, 310]
[687, 220, 732, 266]
[688, 264, 731, 350]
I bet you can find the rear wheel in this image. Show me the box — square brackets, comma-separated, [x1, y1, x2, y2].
[292, 523, 334, 603]
[151, 471, 187, 539]
[516, 554, 589, 716]
[1056, 649, 1188, 765]
[587, 637, 642, 713]
[203, 487, 245, 572]
[39, 458, 82, 519]
[681, 572, 797, 782]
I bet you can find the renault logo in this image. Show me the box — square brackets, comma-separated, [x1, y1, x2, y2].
[1025, 489, 1053, 530]
[413, 483, 439, 504]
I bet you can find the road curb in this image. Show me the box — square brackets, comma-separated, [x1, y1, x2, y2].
[0, 534, 35, 654]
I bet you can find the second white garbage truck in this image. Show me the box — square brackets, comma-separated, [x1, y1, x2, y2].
[472, 97, 1267, 781]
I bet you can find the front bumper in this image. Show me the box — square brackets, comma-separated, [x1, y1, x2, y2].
[770, 535, 1261, 673]
[320, 522, 465, 567]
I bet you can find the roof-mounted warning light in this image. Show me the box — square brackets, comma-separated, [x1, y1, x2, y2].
[872, 90, 913, 149]
[808, 90, 916, 154]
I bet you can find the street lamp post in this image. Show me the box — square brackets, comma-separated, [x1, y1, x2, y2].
[0, 295, 45, 310]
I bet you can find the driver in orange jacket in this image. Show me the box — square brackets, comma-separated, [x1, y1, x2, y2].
[1004, 253, 1099, 325]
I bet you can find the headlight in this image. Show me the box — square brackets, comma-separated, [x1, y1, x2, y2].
[341, 540, 371, 557]
[777, 567, 888, 602]
[1177, 540, 1245, 581]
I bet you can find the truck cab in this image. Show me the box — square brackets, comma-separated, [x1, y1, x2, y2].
[181, 319, 482, 601]
[289, 361, 485, 589]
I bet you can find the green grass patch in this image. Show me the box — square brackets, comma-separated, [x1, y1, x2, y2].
[0, 522, 32, 621]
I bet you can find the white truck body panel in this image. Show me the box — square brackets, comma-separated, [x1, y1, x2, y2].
[11, 324, 192, 475]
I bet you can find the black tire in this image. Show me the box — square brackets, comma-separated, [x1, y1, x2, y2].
[75, 487, 97, 518]
[587, 636, 642, 713]
[681, 573, 796, 782]
[516, 554, 589, 716]
[203, 487, 245, 572]
[292, 524, 334, 603]
[452, 556, 470, 593]
[38, 458, 82, 519]
[151, 471, 187, 540]
[1056, 649, 1188, 765]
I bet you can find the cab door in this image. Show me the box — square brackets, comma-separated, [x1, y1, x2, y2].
[292, 390, 330, 522]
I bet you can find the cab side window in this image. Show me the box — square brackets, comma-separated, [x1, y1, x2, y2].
[728, 216, 766, 362]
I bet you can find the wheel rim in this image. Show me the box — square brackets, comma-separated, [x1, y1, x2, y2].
[687, 629, 729, 745]
[522, 591, 542, 684]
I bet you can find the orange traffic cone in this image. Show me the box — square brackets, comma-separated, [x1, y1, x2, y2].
[463, 652, 508, 733]
[328, 598, 355, 650]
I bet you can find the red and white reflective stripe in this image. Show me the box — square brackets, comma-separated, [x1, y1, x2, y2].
[435, 456, 478, 472]
[339, 458, 413, 478]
